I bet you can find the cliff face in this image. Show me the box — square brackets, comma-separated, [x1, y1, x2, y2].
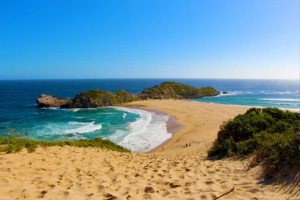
[36, 82, 219, 108]
[140, 82, 220, 99]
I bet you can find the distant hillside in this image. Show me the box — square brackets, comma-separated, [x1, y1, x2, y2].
[141, 82, 220, 99]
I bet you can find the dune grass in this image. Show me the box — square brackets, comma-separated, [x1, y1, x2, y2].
[0, 133, 130, 154]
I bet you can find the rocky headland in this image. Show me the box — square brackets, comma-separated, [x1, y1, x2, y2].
[36, 82, 220, 108]
[36, 94, 71, 108]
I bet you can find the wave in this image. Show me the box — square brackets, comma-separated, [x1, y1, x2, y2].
[217, 91, 252, 97]
[215, 90, 300, 97]
[74, 116, 84, 119]
[261, 91, 300, 95]
[42, 107, 60, 110]
[68, 121, 89, 125]
[259, 98, 300, 102]
[104, 129, 128, 143]
[113, 107, 171, 152]
[63, 122, 102, 134]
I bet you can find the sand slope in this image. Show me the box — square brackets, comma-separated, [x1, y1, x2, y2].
[0, 100, 299, 200]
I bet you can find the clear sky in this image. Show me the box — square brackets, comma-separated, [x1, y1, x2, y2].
[0, 0, 299, 80]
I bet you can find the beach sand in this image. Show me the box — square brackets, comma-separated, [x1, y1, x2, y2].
[0, 100, 299, 200]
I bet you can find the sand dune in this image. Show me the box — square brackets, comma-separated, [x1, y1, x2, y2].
[0, 100, 299, 200]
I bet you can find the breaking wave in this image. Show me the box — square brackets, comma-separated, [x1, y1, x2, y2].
[113, 107, 171, 152]
[63, 122, 102, 134]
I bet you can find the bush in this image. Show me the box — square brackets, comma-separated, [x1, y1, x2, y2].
[208, 108, 300, 173]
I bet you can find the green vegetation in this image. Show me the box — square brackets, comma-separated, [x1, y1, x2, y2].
[0, 134, 130, 154]
[141, 82, 219, 99]
[38, 82, 219, 108]
[208, 108, 300, 174]
[63, 89, 138, 108]
[116, 89, 139, 104]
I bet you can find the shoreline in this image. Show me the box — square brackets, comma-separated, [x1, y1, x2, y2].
[123, 104, 184, 153]
[1, 99, 299, 199]
[125, 99, 249, 152]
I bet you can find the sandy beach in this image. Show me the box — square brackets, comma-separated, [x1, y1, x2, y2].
[0, 100, 299, 200]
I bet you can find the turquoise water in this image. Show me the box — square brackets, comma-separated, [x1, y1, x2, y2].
[0, 79, 298, 152]
[194, 88, 299, 110]
[16, 107, 139, 142]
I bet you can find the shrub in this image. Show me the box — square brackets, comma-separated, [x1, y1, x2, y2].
[208, 108, 300, 173]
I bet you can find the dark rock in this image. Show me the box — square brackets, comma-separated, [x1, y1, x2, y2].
[222, 91, 228, 94]
[36, 94, 71, 108]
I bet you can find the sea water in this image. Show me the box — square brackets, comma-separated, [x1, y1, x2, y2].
[191, 79, 299, 110]
[0, 79, 298, 152]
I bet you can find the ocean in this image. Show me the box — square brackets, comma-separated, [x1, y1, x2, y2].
[0, 79, 299, 152]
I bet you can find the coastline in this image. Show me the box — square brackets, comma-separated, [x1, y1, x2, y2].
[125, 99, 249, 152]
[125, 99, 299, 152]
[1, 99, 299, 199]
[123, 104, 184, 153]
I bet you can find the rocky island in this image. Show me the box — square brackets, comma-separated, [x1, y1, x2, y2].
[36, 82, 220, 108]
[140, 82, 219, 99]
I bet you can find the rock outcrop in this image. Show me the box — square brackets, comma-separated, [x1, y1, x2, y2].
[140, 82, 220, 99]
[36, 94, 71, 108]
[36, 82, 220, 108]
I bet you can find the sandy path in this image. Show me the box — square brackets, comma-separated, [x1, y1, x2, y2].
[0, 100, 299, 200]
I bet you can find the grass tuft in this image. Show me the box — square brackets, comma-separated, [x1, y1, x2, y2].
[0, 133, 130, 154]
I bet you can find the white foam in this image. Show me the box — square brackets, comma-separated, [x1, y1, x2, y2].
[68, 121, 89, 125]
[210, 91, 255, 98]
[113, 107, 172, 152]
[259, 98, 300, 102]
[262, 91, 300, 95]
[105, 129, 129, 143]
[44, 107, 60, 110]
[214, 91, 300, 97]
[63, 122, 102, 134]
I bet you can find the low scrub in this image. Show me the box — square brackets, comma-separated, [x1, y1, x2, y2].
[208, 108, 300, 174]
[0, 134, 130, 153]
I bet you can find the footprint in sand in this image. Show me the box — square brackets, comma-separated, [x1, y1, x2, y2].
[205, 180, 215, 185]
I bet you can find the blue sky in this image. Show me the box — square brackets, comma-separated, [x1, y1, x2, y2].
[0, 0, 299, 79]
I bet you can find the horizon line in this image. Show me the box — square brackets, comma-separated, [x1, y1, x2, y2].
[0, 77, 299, 81]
